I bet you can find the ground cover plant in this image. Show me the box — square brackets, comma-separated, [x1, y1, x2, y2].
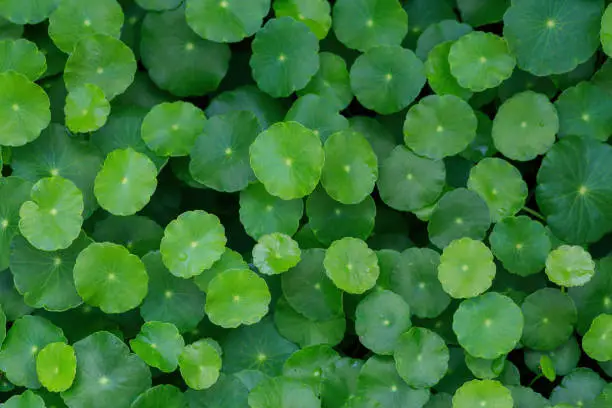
[3, 0, 612, 407]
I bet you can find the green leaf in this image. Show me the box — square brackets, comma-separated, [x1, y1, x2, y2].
[140, 251, 207, 333]
[19, 176, 84, 251]
[285, 94, 349, 142]
[35, 342, 76, 392]
[390, 248, 450, 319]
[253, 233, 301, 275]
[489, 216, 551, 277]
[537, 136, 612, 244]
[131, 385, 187, 408]
[457, 0, 509, 27]
[140, 7, 231, 97]
[452, 380, 513, 408]
[524, 337, 581, 377]
[602, 4, 612, 57]
[64, 34, 136, 100]
[74, 242, 148, 314]
[129, 321, 184, 373]
[545, 245, 595, 287]
[274, 296, 345, 348]
[555, 81, 612, 141]
[48, 0, 123, 53]
[239, 182, 304, 240]
[184, 374, 249, 407]
[206, 85, 286, 130]
[306, 187, 376, 246]
[549, 368, 605, 407]
[425, 41, 473, 100]
[0, 177, 33, 270]
[298, 52, 353, 110]
[0, 71, 50, 147]
[582, 314, 612, 361]
[0, 38, 46, 80]
[160, 210, 227, 278]
[179, 339, 222, 390]
[521, 288, 577, 351]
[281, 248, 344, 321]
[321, 130, 378, 204]
[189, 110, 259, 192]
[283, 345, 340, 392]
[467, 158, 527, 222]
[142, 101, 207, 157]
[274, 0, 330, 40]
[248, 377, 321, 408]
[394, 327, 449, 389]
[355, 290, 411, 355]
[2, 390, 45, 408]
[464, 354, 505, 380]
[428, 188, 491, 249]
[10, 124, 103, 215]
[323, 237, 379, 294]
[377, 146, 445, 212]
[540, 355, 556, 382]
[503, 0, 603, 76]
[94, 148, 158, 216]
[492, 91, 558, 161]
[453, 293, 523, 359]
[332, 0, 407, 52]
[438, 238, 496, 299]
[403, 94, 477, 159]
[350, 45, 425, 114]
[416, 20, 472, 61]
[65, 84, 110, 133]
[0, 315, 66, 388]
[356, 355, 430, 408]
[9, 231, 90, 311]
[194, 249, 248, 293]
[205, 268, 271, 328]
[448, 32, 515, 92]
[186, 0, 270, 43]
[349, 117, 396, 163]
[250, 17, 319, 98]
[61, 331, 151, 408]
[221, 317, 298, 376]
[92, 215, 163, 257]
[249, 121, 324, 200]
[0, 0, 60, 24]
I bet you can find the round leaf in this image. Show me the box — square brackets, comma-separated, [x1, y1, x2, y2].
[129, 321, 184, 373]
[179, 339, 222, 390]
[448, 32, 515, 92]
[205, 268, 271, 328]
[160, 210, 227, 278]
[332, 0, 407, 52]
[298, 52, 352, 110]
[492, 91, 559, 162]
[94, 148, 158, 216]
[545, 245, 595, 287]
[403, 94, 477, 159]
[61, 331, 151, 408]
[19, 176, 84, 251]
[141, 101, 207, 157]
[350, 45, 425, 115]
[253, 233, 301, 275]
[0, 177, 33, 270]
[64, 34, 136, 100]
[35, 342, 76, 392]
[131, 385, 187, 408]
[323, 237, 379, 294]
[321, 130, 378, 204]
[186, 0, 270, 43]
[249, 121, 324, 200]
[250, 17, 319, 98]
[189, 110, 259, 192]
[249, 377, 321, 408]
[394, 327, 449, 389]
[0, 71, 50, 147]
[65, 84, 110, 133]
[0, 38, 46, 80]
[438, 237, 496, 299]
[0, 0, 60, 24]
[583, 314, 612, 361]
[453, 293, 523, 359]
[452, 380, 513, 408]
[555, 81, 612, 141]
[74, 242, 148, 313]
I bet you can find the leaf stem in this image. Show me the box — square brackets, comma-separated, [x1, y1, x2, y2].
[521, 206, 546, 221]
[529, 374, 542, 387]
